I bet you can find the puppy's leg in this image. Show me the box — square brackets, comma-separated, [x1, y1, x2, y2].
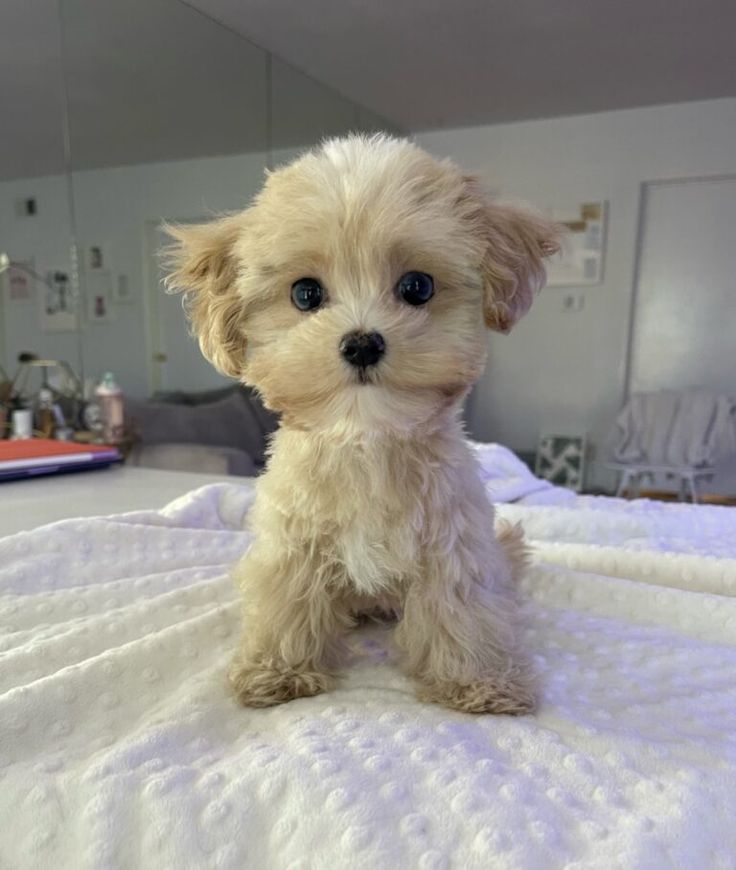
[395, 527, 535, 715]
[228, 548, 351, 707]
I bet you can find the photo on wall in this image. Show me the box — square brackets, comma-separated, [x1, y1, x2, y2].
[39, 271, 77, 332]
[85, 270, 115, 324]
[2, 260, 34, 302]
[546, 201, 607, 286]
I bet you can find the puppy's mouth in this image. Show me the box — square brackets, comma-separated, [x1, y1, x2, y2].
[355, 367, 379, 385]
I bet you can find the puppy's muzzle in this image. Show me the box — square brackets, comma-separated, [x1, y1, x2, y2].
[340, 331, 386, 370]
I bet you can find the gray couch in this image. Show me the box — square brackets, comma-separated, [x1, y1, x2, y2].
[125, 385, 279, 477]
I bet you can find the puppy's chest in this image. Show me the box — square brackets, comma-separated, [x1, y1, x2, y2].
[306, 454, 427, 593]
[337, 510, 419, 594]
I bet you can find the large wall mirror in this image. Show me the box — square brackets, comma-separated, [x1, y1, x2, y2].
[0, 0, 79, 389]
[0, 0, 396, 404]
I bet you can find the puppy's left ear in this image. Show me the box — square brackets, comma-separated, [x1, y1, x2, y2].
[464, 179, 562, 333]
[162, 215, 246, 378]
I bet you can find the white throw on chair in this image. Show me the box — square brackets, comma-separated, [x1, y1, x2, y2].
[605, 390, 736, 503]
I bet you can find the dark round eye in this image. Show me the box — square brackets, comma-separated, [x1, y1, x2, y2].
[291, 278, 324, 312]
[396, 271, 434, 306]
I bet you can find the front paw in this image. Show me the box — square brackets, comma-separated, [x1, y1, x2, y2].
[228, 658, 333, 707]
[418, 674, 536, 715]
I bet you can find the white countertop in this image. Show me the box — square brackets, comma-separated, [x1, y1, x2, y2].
[0, 465, 243, 537]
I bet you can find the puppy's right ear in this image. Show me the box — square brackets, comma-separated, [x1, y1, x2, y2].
[162, 215, 245, 378]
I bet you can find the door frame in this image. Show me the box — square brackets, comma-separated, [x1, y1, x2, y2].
[142, 216, 205, 396]
[622, 173, 736, 404]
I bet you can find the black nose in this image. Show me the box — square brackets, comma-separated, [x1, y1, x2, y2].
[340, 331, 386, 368]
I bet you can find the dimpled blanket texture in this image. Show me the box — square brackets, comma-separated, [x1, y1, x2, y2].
[2, 475, 736, 868]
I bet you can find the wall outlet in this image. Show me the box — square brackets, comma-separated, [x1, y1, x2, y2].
[14, 197, 37, 218]
[89, 246, 104, 269]
[563, 292, 585, 312]
[87, 244, 113, 270]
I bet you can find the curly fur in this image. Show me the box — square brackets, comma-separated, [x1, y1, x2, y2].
[164, 134, 559, 714]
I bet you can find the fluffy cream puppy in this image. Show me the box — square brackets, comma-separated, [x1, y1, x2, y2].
[165, 134, 559, 714]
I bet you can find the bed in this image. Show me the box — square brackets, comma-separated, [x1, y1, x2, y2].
[1, 443, 735, 868]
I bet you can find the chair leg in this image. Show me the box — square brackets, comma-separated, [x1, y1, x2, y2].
[616, 469, 633, 498]
[687, 473, 699, 505]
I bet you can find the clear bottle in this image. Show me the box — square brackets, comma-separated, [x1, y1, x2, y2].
[35, 386, 57, 438]
[95, 372, 124, 444]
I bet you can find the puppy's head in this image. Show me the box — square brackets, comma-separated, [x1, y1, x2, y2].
[164, 135, 560, 435]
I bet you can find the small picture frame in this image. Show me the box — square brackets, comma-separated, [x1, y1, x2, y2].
[546, 201, 607, 287]
[40, 271, 77, 332]
[3, 259, 34, 302]
[535, 434, 587, 492]
[85, 270, 115, 324]
[113, 274, 135, 304]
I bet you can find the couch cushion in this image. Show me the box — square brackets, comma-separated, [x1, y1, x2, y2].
[125, 390, 276, 466]
[153, 385, 238, 406]
[128, 442, 257, 477]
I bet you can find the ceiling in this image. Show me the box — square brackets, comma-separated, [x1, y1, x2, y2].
[0, 0, 385, 181]
[0, 0, 269, 181]
[189, 0, 736, 130]
[1, 0, 734, 182]
[0, 0, 68, 181]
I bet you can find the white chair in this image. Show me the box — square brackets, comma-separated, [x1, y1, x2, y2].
[605, 390, 736, 503]
[609, 462, 714, 503]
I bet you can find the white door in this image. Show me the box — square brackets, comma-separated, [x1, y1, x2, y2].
[628, 176, 736, 396]
[144, 220, 234, 395]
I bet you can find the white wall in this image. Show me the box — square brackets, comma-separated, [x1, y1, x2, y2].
[417, 98, 736, 488]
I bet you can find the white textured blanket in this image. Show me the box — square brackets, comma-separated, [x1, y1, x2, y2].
[2, 476, 736, 869]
